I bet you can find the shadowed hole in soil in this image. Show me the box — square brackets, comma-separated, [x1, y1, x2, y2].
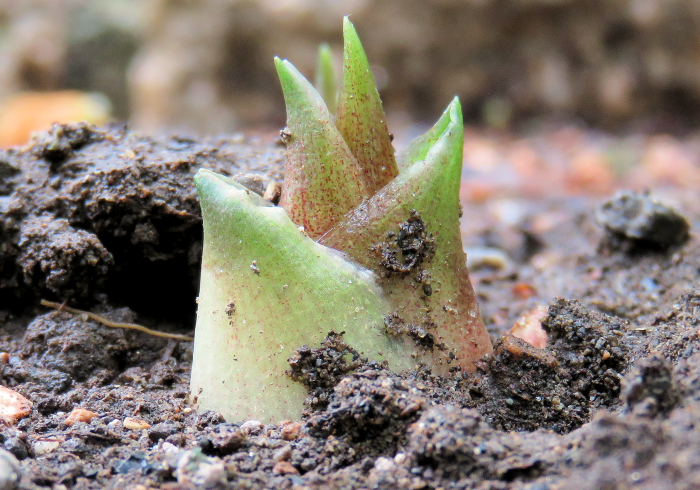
[103, 250, 199, 326]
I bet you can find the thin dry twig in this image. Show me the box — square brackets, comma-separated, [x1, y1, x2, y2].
[40, 300, 194, 341]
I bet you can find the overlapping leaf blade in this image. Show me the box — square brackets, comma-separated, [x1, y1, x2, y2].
[395, 98, 454, 172]
[321, 98, 492, 370]
[275, 57, 369, 238]
[191, 169, 417, 421]
[335, 17, 398, 194]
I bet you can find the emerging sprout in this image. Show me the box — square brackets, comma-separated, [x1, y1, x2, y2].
[314, 43, 338, 116]
[190, 17, 492, 422]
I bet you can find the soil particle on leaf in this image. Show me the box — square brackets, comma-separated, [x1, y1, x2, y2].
[378, 210, 435, 275]
[233, 173, 266, 196]
[596, 190, 690, 251]
[224, 301, 236, 317]
[279, 127, 293, 146]
[384, 313, 437, 350]
[415, 269, 433, 296]
[287, 332, 366, 411]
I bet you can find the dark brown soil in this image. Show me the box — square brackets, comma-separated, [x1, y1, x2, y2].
[2, 123, 700, 489]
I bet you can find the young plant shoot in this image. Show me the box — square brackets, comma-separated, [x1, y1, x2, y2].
[190, 17, 493, 422]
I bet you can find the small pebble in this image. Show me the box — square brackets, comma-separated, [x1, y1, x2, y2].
[263, 181, 281, 203]
[596, 191, 689, 249]
[32, 437, 63, 455]
[280, 421, 302, 441]
[0, 449, 20, 490]
[211, 425, 245, 454]
[161, 441, 179, 454]
[123, 417, 151, 431]
[465, 247, 509, 271]
[175, 449, 226, 486]
[374, 457, 395, 472]
[148, 422, 179, 442]
[510, 304, 548, 349]
[273, 444, 292, 462]
[0, 386, 32, 424]
[240, 420, 262, 434]
[3, 435, 29, 461]
[65, 408, 98, 427]
[273, 461, 299, 475]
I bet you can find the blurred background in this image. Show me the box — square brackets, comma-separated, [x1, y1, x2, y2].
[1, 0, 700, 195]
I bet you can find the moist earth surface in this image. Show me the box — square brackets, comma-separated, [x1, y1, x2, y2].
[1, 123, 699, 489]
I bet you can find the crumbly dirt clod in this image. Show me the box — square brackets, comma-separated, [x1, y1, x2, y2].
[597, 190, 690, 251]
[403, 404, 556, 483]
[622, 355, 681, 418]
[305, 368, 425, 448]
[450, 298, 630, 434]
[34, 123, 103, 166]
[468, 334, 589, 433]
[21, 311, 126, 383]
[0, 156, 20, 196]
[0, 122, 283, 318]
[542, 298, 629, 409]
[17, 215, 113, 303]
[640, 290, 700, 363]
[287, 332, 366, 411]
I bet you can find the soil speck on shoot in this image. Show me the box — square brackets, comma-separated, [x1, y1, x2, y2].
[377, 210, 435, 275]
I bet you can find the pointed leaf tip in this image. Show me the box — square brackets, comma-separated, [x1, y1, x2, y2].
[448, 96, 462, 125]
[336, 16, 398, 194]
[315, 43, 338, 115]
[275, 56, 369, 239]
[397, 97, 463, 171]
[431, 96, 463, 161]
